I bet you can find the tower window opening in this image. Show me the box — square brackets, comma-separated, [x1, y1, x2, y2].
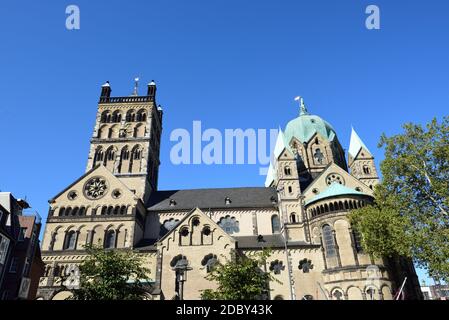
[313, 148, 324, 164]
[363, 165, 371, 174]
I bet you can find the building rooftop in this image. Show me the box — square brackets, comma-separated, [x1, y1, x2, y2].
[147, 187, 278, 211]
[305, 183, 368, 205]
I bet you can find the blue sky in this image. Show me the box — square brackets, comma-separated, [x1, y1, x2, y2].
[1, 0, 448, 286]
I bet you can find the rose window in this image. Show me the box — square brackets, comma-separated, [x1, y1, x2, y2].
[84, 177, 108, 199]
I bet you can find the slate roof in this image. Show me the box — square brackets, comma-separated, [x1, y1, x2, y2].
[147, 187, 278, 211]
[134, 238, 158, 251]
[234, 234, 318, 249]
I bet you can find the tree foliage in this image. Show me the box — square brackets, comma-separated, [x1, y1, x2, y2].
[201, 249, 278, 300]
[69, 245, 152, 300]
[350, 117, 449, 281]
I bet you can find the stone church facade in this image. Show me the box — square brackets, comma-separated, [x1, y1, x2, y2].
[36, 80, 422, 300]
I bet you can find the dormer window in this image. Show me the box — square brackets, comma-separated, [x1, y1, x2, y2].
[313, 148, 324, 164]
[225, 197, 232, 205]
[169, 199, 177, 206]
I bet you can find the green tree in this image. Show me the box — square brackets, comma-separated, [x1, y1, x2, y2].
[201, 249, 278, 300]
[350, 117, 449, 281]
[69, 245, 152, 300]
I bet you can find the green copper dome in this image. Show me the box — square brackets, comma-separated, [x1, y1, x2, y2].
[284, 101, 337, 146]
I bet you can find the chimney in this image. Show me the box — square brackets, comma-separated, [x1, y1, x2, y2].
[147, 80, 157, 100]
[100, 81, 111, 101]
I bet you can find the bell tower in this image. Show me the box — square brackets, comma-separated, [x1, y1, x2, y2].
[86, 79, 163, 202]
[348, 127, 379, 190]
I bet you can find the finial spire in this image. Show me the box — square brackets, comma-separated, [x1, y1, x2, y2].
[294, 96, 309, 115]
[132, 77, 139, 96]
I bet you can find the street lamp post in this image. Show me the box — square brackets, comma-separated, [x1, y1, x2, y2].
[173, 258, 192, 300]
[276, 187, 296, 300]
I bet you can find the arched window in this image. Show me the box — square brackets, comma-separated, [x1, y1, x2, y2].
[271, 215, 281, 233]
[112, 111, 122, 123]
[363, 165, 371, 174]
[126, 110, 136, 122]
[136, 109, 147, 122]
[101, 206, 107, 215]
[100, 111, 111, 123]
[332, 289, 344, 300]
[120, 206, 127, 215]
[313, 148, 324, 164]
[59, 207, 65, 216]
[121, 147, 129, 160]
[79, 207, 85, 216]
[353, 229, 363, 252]
[366, 287, 377, 300]
[118, 147, 129, 173]
[104, 230, 116, 249]
[65, 207, 72, 216]
[201, 254, 218, 273]
[288, 186, 293, 194]
[284, 166, 291, 176]
[290, 213, 297, 223]
[104, 148, 116, 170]
[132, 147, 142, 160]
[64, 231, 77, 250]
[218, 216, 239, 234]
[94, 148, 104, 165]
[322, 225, 336, 257]
[107, 206, 114, 215]
[160, 218, 180, 236]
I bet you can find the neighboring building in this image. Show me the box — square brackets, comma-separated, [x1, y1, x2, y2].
[0, 193, 44, 300]
[0, 203, 14, 290]
[421, 282, 449, 300]
[37, 80, 423, 300]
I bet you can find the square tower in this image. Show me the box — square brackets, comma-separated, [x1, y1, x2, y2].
[86, 80, 163, 203]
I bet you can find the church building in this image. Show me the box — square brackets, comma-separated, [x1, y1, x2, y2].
[36, 80, 422, 300]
